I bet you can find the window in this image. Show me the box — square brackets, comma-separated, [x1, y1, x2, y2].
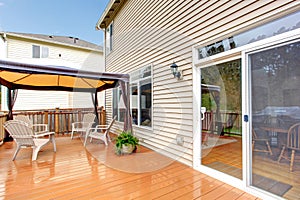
[112, 87, 125, 122]
[32, 45, 49, 58]
[106, 22, 113, 54]
[112, 65, 152, 128]
[197, 10, 300, 59]
[130, 65, 152, 127]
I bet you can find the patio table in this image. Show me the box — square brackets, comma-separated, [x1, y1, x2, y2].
[260, 126, 289, 148]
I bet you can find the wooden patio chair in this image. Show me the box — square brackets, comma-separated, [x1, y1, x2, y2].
[3, 120, 56, 161]
[84, 116, 116, 146]
[252, 128, 273, 155]
[277, 122, 300, 172]
[263, 116, 284, 147]
[71, 113, 96, 139]
[15, 115, 48, 134]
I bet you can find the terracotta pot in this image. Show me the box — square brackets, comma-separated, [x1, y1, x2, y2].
[122, 144, 134, 154]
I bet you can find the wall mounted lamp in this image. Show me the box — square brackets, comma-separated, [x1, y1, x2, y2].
[170, 62, 182, 80]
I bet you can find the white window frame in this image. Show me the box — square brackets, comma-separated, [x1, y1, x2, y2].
[193, 28, 300, 200]
[106, 22, 113, 55]
[32, 45, 49, 58]
[112, 65, 153, 130]
[112, 87, 125, 122]
[130, 65, 153, 129]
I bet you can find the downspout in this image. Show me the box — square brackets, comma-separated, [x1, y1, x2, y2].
[0, 32, 7, 42]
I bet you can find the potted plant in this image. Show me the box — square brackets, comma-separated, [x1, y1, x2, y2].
[115, 131, 139, 155]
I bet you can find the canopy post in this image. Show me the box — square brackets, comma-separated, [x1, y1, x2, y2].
[6, 88, 18, 120]
[91, 92, 99, 125]
[7, 89, 12, 120]
[5, 88, 17, 141]
[120, 81, 132, 133]
[126, 81, 132, 133]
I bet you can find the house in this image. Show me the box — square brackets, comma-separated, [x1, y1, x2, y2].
[0, 32, 105, 111]
[97, 1, 300, 199]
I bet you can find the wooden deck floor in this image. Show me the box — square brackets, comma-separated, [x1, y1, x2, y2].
[202, 135, 300, 199]
[0, 135, 259, 200]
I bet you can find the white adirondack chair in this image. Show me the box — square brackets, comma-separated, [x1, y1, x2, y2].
[84, 116, 116, 146]
[71, 113, 96, 139]
[15, 115, 48, 134]
[3, 120, 56, 161]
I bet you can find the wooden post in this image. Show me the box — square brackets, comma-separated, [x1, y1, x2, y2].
[0, 114, 7, 143]
[44, 111, 49, 126]
[78, 110, 82, 124]
[101, 109, 106, 125]
[55, 107, 59, 134]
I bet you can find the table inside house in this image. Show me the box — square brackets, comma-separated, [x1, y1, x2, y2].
[260, 126, 289, 147]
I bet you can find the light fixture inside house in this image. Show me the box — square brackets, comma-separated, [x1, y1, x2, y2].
[170, 62, 182, 80]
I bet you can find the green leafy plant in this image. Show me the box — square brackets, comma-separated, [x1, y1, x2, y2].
[115, 131, 139, 155]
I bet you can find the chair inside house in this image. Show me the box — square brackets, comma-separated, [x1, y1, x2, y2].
[252, 128, 273, 155]
[3, 120, 56, 161]
[15, 115, 48, 134]
[84, 116, 116, 146]
[220, 113, 238, 136]
[277, 122, 300, 172]
[263, 116, 285, 146]
[71, 113, 96, 139]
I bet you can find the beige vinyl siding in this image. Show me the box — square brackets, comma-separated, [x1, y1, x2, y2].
[7, 39, 32, 59]
[70, 92, 105, 108]
[13, 90, 70, 110]
[105, 0, 300, 166]
[7, 37, 103, 72]
[13, 91, 105, 111]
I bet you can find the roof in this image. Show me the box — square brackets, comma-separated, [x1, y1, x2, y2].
[96, 0, 126, 29]
[0, 59, 129, 92]
[1, 32, 103, 52]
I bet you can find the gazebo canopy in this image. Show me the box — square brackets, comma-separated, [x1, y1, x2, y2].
[0, 59, 129, 92]
[0, 59, 132, 141]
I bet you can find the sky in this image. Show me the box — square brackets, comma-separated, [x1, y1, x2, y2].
[0, 0, 110, 45]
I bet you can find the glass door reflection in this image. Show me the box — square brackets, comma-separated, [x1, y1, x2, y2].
[201, 59, 242, 179]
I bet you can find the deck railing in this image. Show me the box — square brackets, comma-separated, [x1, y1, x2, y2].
[202, 110, 242, 135]
[0, 114, 6, 142]
[1, 108, 241, 142]
[0, 107, 106, 141]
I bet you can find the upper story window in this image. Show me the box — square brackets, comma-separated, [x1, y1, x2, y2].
[106, 22, 113, 54]
[32, 45, 49, 58]
[197, 10, 300, 59]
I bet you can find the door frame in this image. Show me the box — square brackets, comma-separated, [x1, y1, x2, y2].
[192, 28, 300, 199]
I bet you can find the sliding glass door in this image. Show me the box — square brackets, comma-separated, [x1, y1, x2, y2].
[201, 59, 242, 179]
[249, 39, 300, 198]
[194, 11, 300, 198]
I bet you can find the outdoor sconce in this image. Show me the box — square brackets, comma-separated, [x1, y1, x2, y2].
[170, 62, 182, 80]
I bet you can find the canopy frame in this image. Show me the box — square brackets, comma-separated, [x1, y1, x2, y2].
[0, 59, 132, 141]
